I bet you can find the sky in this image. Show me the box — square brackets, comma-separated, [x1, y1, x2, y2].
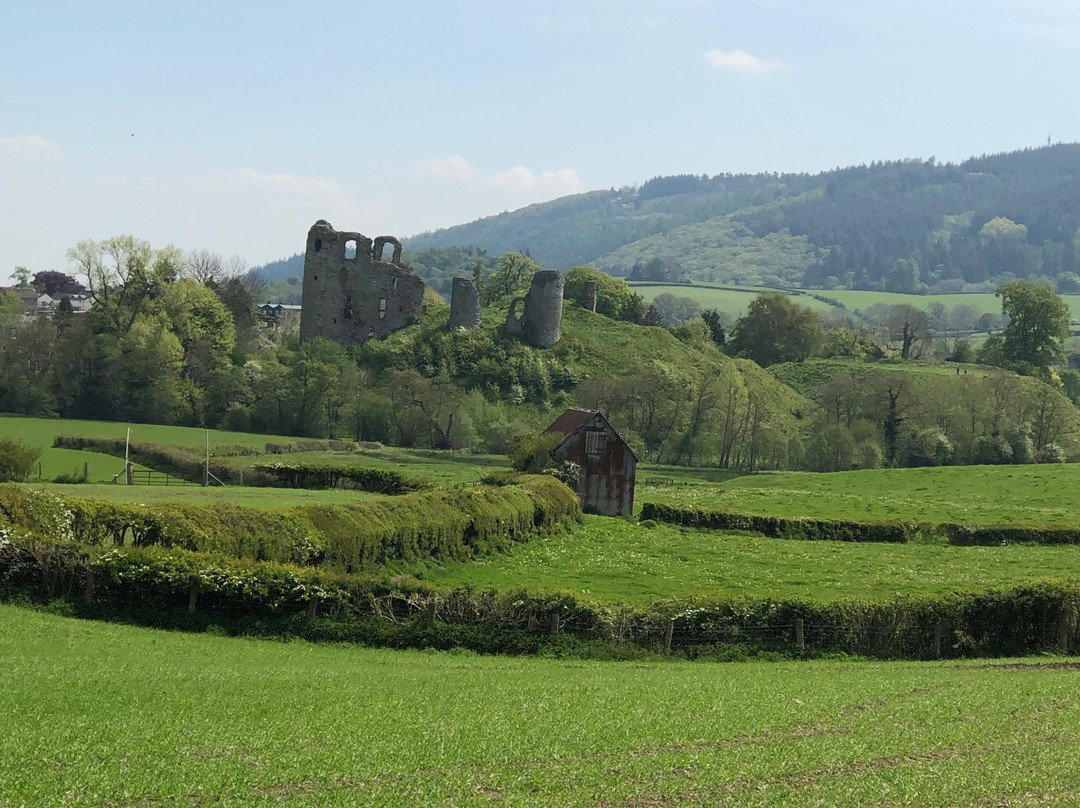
[3, 0, 1080, 280]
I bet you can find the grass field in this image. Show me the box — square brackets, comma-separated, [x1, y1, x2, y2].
[6, 605, 1080, 807]
[641, 464, 1080, 527]
[407, 515, 1080, 604]
[629, 282, 1080, 321]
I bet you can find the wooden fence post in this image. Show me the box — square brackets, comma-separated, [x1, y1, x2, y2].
[933, 624, 943, 658]
[83, 570, 95, 607]
[549, 612, 560, 636]
[426, 600, 437, 629]
[664, 620, 674, 653]
[188, 589, 198, 613]
[307, 597, 318, 620]
[1059, 620, 1070, 654]
[796, 618, 805, 650]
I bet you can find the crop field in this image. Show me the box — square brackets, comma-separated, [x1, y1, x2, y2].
[408, 515, 1080, 604]
[641, 464, 1080, 527]
[6, 605, 1080, 808]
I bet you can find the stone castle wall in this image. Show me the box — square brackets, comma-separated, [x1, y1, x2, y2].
[300, 220, 425, 346]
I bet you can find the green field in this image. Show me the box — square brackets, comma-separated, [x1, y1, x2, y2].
[6, 605, 1080, 807]
[642, 464, 1080, 527]
[0, 414, 511, 489]
[629, 282, 1080, 321]
[408, 515, 1080, 604]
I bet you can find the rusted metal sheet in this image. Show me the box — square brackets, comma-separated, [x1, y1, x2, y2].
[547, 408, 636, 517]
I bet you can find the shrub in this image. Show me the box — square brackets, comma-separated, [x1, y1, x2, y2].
[509, 432, 563, 473]
[0, 439, 41, 483]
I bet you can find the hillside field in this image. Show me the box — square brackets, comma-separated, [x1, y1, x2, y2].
[641, 464, 1080, 526]
[630, 282, 1080, 321]
[6, 605, 1080, 808]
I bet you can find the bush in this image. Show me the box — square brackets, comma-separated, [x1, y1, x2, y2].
[509, 432, 563, 473]
[0, 438, 41, 482]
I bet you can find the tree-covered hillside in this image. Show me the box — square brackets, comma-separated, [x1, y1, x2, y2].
[404, 145, 1080, 293]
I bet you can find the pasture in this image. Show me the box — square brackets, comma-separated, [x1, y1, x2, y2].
[5, 605, 1080, 808]
[411, 515, 1080, 604]
[629, 282, 1080, 321]
[641, 464, 1080, 527]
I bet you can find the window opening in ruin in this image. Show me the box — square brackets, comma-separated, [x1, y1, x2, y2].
[344, 240, 357, 260]
[586, 430, 607, 457]
[378, 298, 387, 319]
[314, 239, 322, 253]
[392, 277, 398, 290]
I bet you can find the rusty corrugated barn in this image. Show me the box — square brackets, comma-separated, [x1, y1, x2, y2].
[545, 408, 637, 517]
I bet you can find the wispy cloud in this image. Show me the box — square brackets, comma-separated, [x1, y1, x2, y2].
[0, 134, 64, 162]
[484, 166, 583, 195]
[704, 48, 788, 74]
[412, 155, 477, 181]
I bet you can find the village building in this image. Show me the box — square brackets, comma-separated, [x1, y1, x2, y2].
[259, 302, 302, 324]
[545, 408, 637, 517]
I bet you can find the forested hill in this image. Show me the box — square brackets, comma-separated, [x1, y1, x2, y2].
[402, 145, 1080, 293]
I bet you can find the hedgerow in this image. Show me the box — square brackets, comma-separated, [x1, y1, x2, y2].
[2, 529, 1079, 660]
[641, 501, 1080, 547]
[0, 475, 581, 572]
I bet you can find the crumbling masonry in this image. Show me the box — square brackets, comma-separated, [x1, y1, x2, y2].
[300, 220, 562, 349]
[300, 220, 425, 345]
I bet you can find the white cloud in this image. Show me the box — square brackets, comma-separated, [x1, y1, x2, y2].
[412, 155, 476, 181]
[484, 166, 583, 195]
[704, 48, 788, 74]
[0, 134, 64, 162]
[188, 167, 343, 197]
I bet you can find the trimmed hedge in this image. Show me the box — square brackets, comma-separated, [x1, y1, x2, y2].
[251, 462, 430, 494]
[639, 502, 917, 543]
[2, 530, 1080, 660]
[0, 476, 581, 572]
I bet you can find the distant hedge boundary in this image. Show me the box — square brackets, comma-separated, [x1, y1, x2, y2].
[640, 502, 916, 543]
[2, 531, 1080, 661]
[251, 462, 429, 494]
[0, 476, 580, 572]
[641, 502, 1080, 547]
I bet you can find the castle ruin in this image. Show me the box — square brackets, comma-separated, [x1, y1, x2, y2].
[504, 270, 564, 347]
[300, 220, 425, 346]
[448, 277, 482, 329]
[300, 220, 562, 349]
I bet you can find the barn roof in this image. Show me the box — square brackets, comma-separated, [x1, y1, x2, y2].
[545, 407, 598, 437]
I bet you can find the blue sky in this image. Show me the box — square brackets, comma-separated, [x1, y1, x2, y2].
[3, 0, 1080, 279]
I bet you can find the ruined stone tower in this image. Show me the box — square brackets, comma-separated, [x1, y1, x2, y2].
[504, 270, 564, 347]
[300, 220, 424, 346]
[448, 277, 482, 329]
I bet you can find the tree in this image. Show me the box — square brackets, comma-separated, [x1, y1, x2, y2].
[701, 309, 726, 347]
[67, 235, 185, 331]
[479, 252, 541, 304]
[888, 305, 929, 360]
[997, 280, 1070, 366]
[651, 292, 701, 326]
[725, 293, 823, 367]
[31, 270, 84, 297]
[0, 438, 42, 482]
[12, 267, 30, 287]
[564, 265, 638, 320]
